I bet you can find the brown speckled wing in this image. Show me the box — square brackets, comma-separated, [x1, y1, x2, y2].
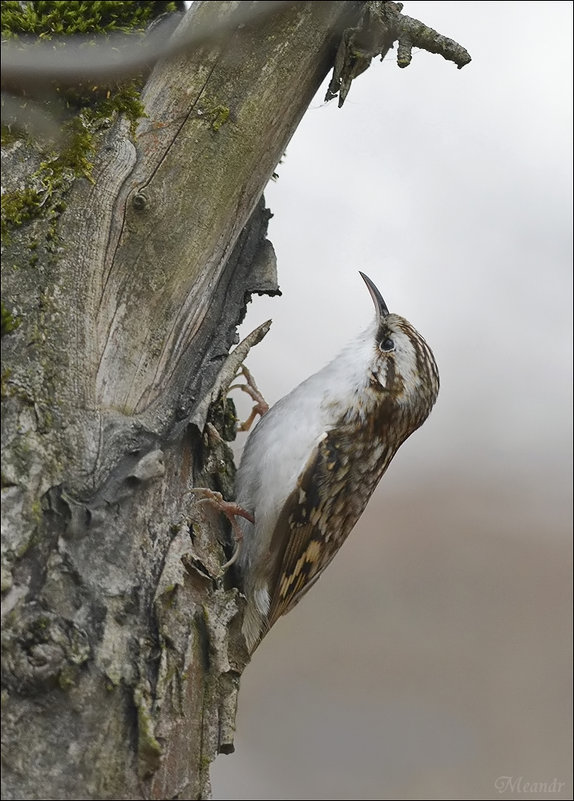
[266, 426, 388, 627]
[266, 433, 332, 626]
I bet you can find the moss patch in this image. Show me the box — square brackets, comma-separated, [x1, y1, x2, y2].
[209, 105, 231, 132]
[1, 190, 43, 239]
[1, 301, 21, 338]
[1, 2, 182, 248]
[1, 1, 181, 39]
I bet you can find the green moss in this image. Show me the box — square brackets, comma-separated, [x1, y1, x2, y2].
[134, 685, 163, 778]
[31, 615, 50, 632]
[30, 499, 44, 525]
[35, 87, 146, 186]
[49, 115, 97, 182]
[0, 124, 92, 249]
[93, 83, 147, 137]
[2, 2, 181, 181]
[209, 105, 231, 132]
[1, 189, 43, 238]
[1, 301, 21, 338]
[1, 1, 180, 39]
[1, 2, 181, 257]
[200, 755, 213, 774]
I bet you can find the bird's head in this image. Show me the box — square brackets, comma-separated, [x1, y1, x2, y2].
[334, 273, 439, 431]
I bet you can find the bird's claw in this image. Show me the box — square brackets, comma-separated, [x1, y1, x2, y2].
[186, 488, 254, 574]
[229, 365, 269, 431]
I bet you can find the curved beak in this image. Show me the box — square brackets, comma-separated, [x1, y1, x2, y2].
[359, 271, 389, 320]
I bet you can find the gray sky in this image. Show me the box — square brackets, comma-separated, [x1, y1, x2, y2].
[213, 2, 572, 798]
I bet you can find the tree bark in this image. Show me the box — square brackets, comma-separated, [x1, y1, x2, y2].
[1, 2, 469, 798]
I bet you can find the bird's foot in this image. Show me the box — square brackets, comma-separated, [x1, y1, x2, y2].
[187, 488, 254, 573]
[229, 365, 269, 431]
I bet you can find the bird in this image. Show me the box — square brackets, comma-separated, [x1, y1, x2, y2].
[234, 272, 440, 653]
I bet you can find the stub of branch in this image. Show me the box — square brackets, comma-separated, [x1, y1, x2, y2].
[190, 320, 272, 433]
[326, 0, 471, 107]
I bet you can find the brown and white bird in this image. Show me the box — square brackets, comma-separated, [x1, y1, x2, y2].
[235, 272, 439, 652]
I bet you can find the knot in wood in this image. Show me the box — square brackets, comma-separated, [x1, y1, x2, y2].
[132, 191, 148, 211]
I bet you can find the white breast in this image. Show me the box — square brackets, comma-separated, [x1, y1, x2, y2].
[235, 322, 378, 574]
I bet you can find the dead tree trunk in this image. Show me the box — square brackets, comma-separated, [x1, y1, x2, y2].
[1, 2, 469, 798]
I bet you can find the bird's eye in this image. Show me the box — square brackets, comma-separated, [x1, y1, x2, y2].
[380, 337, 395, 352]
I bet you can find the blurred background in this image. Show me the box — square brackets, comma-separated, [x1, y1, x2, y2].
[212, 2, 572, 799]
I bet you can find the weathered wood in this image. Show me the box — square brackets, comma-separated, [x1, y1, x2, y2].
[1, 2, 470, 798]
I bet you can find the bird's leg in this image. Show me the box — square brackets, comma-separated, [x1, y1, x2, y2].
[187, 488, 254, 573]
[229, 365, 269, 432]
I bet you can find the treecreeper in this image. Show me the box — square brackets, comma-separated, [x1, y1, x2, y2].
[230, 272, 440, 652]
